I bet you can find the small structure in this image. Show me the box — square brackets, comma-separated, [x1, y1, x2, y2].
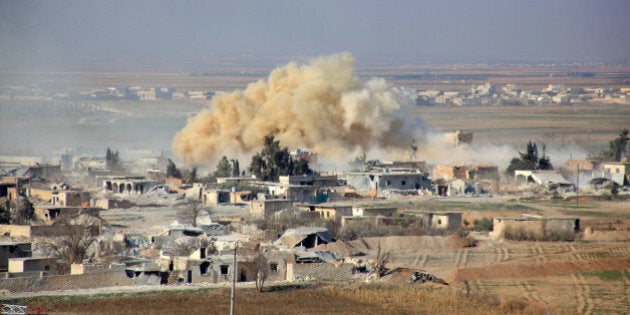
[514, 170, 574, 190]
[346, 171, 431, 197]
[0, 242, 31, 271]
[250, 199, 293, 217]
[8, 257, 57, 275]
[352, 206, 397, 217]
[101, 176, 160, 194]
[278, 175, 338, 187]
[35, 205, 101, 224]
[444, 130, 473, 146]
[492, 214, 580, 240]
[274, 227, 333, 249]
[424, 212, 462, 230]
[296, 203, 352, 220]
[601, 162, 630, 186]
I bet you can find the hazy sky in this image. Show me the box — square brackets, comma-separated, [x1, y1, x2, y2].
[1, 0, 629, 65]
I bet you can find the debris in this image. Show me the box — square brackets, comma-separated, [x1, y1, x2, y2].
[410, 271, 448, 285]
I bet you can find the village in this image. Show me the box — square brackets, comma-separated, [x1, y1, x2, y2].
[0, 126, 628, 304]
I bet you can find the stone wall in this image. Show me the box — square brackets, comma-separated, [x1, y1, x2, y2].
[287, 262, 354, 282]
[0, 270, 134, 293]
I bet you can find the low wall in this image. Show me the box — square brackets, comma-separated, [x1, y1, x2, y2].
[0, 270, 134, 293]
[0, 225, 31, 238]
[287, 263, 354, 282]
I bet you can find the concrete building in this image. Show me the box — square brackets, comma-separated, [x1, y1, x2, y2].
[250, 199, 293, 217]
[0, 242, 31, 271]
[102, 176, 160, 194]
[137, 89, 156, 101]
[346, 171, 431, 197]
[8, 257, 57, 274]
[444, 130, 473, 146]
[514, 170, 574, 190]
[601, 162, 630, 186]
[296, 204, 352, 220]
[352, 206, 397, 217]
[492, 214, 580, 240]
[274, 227, 333, 249]
[278, 174, 338, 187]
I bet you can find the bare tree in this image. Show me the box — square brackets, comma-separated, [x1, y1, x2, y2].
[43, 217, 98, 272]
[256, 251, 268, 292]
[178, 198, 210, 227]
[374, 243, 390, 279]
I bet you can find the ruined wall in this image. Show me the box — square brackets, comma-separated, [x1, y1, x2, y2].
[27, 188, 53, 202]
[345, 174, 373, 195]
[0, 270, 134, 293]
[430, 213, 462, 230]
[492, 218, 579, 240]
[0, 224, 31, 238]
[58, 191, 83, 207]
[203, 190, 230, 206]
[8, 258, 57, 273]
[433, 165, 467, 181]
[287, 262, 354, 282]
[250, 200, 293, 217]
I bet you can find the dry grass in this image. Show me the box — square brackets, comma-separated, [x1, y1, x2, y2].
[6, 283, 551, 315]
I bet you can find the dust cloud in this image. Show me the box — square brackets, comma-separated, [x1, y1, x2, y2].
[172, 53, 427, 166]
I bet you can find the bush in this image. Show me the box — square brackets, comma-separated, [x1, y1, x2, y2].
[472, 218, 493, 232]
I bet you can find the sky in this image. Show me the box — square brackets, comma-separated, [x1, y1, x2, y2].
[1, 0, 629, 66]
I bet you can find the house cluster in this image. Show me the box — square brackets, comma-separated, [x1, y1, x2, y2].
[3, 82, 630, 106]
[416, 84, 630, 106]
[0, 85, 215, 101]
[1, 139, 627, 293]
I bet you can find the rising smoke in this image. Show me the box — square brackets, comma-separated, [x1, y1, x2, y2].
[172, 53, 428, 166]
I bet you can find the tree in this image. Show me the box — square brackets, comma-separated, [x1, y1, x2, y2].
[506, 141, 553, 175]
[43, 217, 98, 271]
[256, 252, 268, 293]
[10, 198, 35, 225]
[214, 156, 233, 178]
[105, 148, 123, 173]
[231, 159, 240, 177]
[166, 159, 182, 178]
[183, 167, 197, 184]
[374, 243, 390, 279]
[0, 198, 10, 224]
[248, 134, 313, 181]
[178, 198, 210, 227]
[598, 129, 629, 162]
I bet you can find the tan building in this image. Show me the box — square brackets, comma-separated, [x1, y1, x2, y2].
[250, 199, 293, 217]
[296, 204, 352, 220]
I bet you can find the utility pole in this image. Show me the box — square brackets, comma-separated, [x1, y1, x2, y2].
[230, 243, 237, 315]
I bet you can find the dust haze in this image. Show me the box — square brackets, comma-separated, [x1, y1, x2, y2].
[173, 53, 428, 166]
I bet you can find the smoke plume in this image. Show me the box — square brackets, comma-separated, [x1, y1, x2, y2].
[173, 53, 427, 165]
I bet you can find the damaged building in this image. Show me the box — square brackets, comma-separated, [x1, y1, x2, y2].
[274, 227, 333, 249]
[514, 170, 574, 191]
[100, 176, 160, 194]
[346, 170, 431, 197]
[433, 163, 500, 196]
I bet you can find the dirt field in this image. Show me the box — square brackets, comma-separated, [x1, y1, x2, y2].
[96, 197, 629, 314]
[417, 103, 630, 152]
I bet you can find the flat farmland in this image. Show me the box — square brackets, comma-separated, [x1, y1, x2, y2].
[417, 104, 630, 151]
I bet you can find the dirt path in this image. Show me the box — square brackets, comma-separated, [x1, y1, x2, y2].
[571, 273, 595, 315]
